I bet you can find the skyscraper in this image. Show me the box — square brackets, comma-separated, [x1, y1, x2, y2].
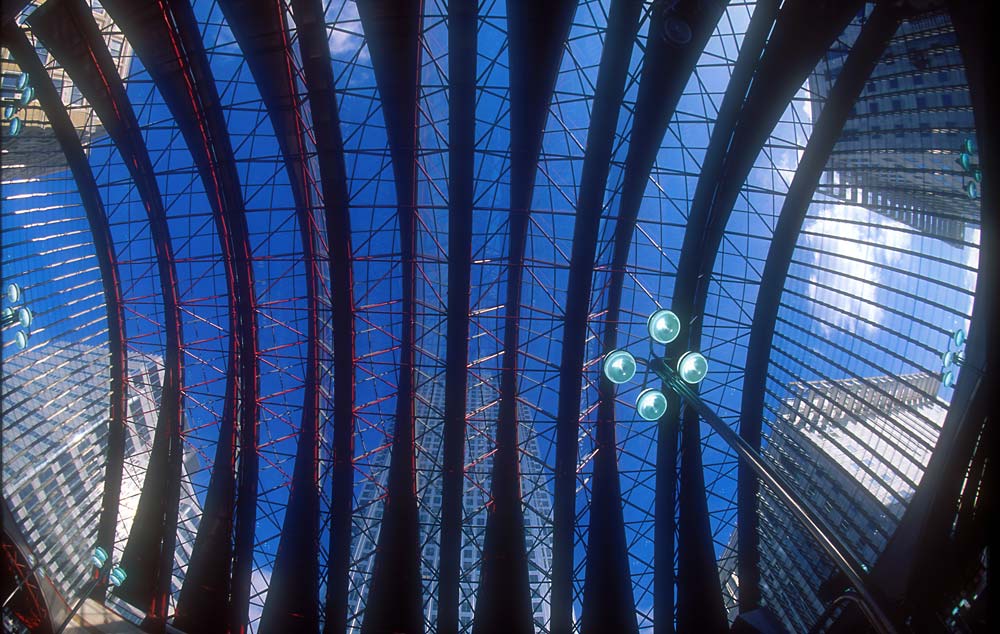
[719, 372, 946, 631]
[1, 342, 201, 614]
[1, 1, 132, 180]
[348, 371, 554, 632]
[810, 10, 978, 244]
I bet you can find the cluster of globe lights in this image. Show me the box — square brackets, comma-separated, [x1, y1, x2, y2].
[603, 308, 708, 421]
[2, 282, 34, 349]
[941, 327, 967, 389]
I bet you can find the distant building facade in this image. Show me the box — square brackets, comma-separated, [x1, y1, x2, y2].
[1, 1, 132, 180]
[811, 11, 978, 245]
[719, 372, 946, 631]
[347, 372, 554, 632]
[2, 342, 200, 611]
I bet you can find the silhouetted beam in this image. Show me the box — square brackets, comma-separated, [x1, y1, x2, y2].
[28, 2, 185, 628]
[662, 1, 862, 629]
[353, 2, 424, 633]
[95, 1, 261, 631]
[215, 0, 324, 630]
[864, 1, 993, 624]
[590, 2, 732, 632]
[437, 2, 476, 633]
[284, 2, 357, 633]
[1, 0, 28, 27]
[0, 22, 128, 605]
[475, 2, 577, 633]
[547, 1, 645, 633]
[738, 3, 902, 615]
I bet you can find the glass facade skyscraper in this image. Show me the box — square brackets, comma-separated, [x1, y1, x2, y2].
[811, 10, 978, 244]
[720, 372, 946, 631]
[1, 343, 201, 612]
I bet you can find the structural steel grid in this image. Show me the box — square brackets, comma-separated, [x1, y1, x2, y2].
[0, 1, 991, 634]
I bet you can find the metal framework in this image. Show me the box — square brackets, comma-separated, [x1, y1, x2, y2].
[0, 1, 989, 633]
[0, 19, 128, 604]
[737, 1, 905, 613]
[351, 2, 423, 633]
[27, 1, 185, 627]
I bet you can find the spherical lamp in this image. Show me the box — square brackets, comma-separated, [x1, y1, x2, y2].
[603, 349, 637, 385]
[647, 309, 681, 344]
[636, 388, 668, 421]
[677, 351, 708, 384]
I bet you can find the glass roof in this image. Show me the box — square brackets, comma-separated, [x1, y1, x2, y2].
[0, 1, 981, 632]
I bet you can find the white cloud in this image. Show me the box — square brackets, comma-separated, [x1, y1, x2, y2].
[327, 1, 370, 62]
[803, 203, 912, 336]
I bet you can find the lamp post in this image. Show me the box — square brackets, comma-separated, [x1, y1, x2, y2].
[53, 547, 127, 634]
[603, 308, 897, 634]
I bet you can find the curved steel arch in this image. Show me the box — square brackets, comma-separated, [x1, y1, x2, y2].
[352, 2, 424, 632]
[737, 3, 905, 613]
[438, 1, 476, 633]
[214, 0, 327, 629]
[0, 20, 128, 604]
[592, 3, 781, 623]
[588, 1, 733, 631]
[281, 1, 358, 632]
[486, 3, 579, 633]
[28, 1, 186, 626]
[92, 1, 262, 631]
[551, 2, 645, 633]
[660, 0, 862, 629]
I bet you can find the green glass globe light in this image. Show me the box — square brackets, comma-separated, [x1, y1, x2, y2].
[109, 566, 128, 587]
[942, 369, 955, 389]
[647, 309, 681, 344]
[603, 349, 637, 384]
[91, 547, 109, 568]
[974, 168, 982, 183]
[15, 330, 29, 350]
[9, 116, 22, 137]
[3, 105, 15, 120]
[16, 72, 29, 92]
[963, 137, 976, 155]
[7, 282, 22, 303]
[966, 181, 978, 200]
[18, 86, 34, 107]
[677, 351, 708, 384]
[942, 350, 954, 368]
[957, 152, 972, 172]
[636, 388, 668, 421]
[953, 328, 966, 348]
[17, 306, 32, 329]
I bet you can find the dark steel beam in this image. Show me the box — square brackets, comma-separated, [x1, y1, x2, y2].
[93, 1, 261, 631]
[284, 2, 357, 633]
[1, 0, 28, 27]
[738, 3, 903, 616]
[28, 2, 186, 628]
[0, 21, 128, 606]
[550, 2, 645, 633]
[505, 0, 579, 624]
[437, 1, 476, 633]
[663, 1, 862, 628]
[477, 2, 577, 633]
[353, 2, 424, 633]
[592, 2, 733, 632]
[215, 1, 323, 630]
[863, 1, 994, 625]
